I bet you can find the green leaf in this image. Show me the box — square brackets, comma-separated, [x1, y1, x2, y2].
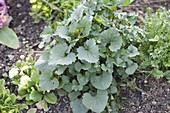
[39, 71, 59, 91]
[30, 89, 42, 102]
[128, 44, 139, 57]
[55, 26, 71, 41]
[44, 92, 57, 104]
[151, 69, 164, 79]
[90, 72, 112, 90]
[69, 4, 85, 22]
[111, 101, 119, 113]
[70, 99, 88, 113]
[34, 51, 56, 71]
[79, 15, 93, 36]
[77, 73, 90, 86]
[27, 108, 37, 113]
[99, 28, 121, 43]
[125, 63, 138, 75]
[77, 39, 99, 63]
[36, 100, 48, 112]
[75, 61, 91, 72]
[82, 90, 108, 113]
[68, 91, 81, 101]
[109, 38, 123, 52]
[49, 43, 76, 65]
[0, 25, 19, 49]
[72, 80, 83, 91]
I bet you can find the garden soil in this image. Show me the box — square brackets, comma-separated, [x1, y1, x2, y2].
[0, 0, 170, 113]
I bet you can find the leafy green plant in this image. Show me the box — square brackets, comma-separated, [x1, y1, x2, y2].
[35, 0, 142, 112]
[0, 0, 19, 49]
[0, 79, 26, 113]
[138, 8, 170, 79]
[8, 55, 57, 112]
[29, 0, 79, 23]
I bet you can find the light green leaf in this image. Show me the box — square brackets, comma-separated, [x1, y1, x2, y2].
[68, 91, 81, 101]
[109, 38, 123, 52]
[111, 101, 119, 113]
[99, 28, 120, 43]
[79, 15, 93, 36]
[0, 25, 19, 49]
[109, 85, 118, 94]
[70, 99, 88, 113]
[151, 69, 164, 79]
[49, 43, 76, 65]
[90, 72, 112, 90]
[69, 4, 85, 22]
[30, 89, 42, 102]
[27, 108, 37, 113]
[82, 90, 108, 113]
[77, 73, 90, 86]
[75, 61, 91, 72]
[44, 92, 57, 104]
[34, 51, 56, 71]
[77, 39, 99, 63]
[55, 26, 71, 41]
[72, 80, 83, 91]
[36, 100, 48, 112]
[39, 71, 59, 91]
[128, 44, 139, 57]
[125, 63, 138, 75]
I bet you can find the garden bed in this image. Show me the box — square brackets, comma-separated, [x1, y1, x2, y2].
[0, 0, 170, 113]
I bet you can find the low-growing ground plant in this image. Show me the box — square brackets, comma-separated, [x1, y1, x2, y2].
[35, 0, 143, 112]
[8, 55, 57, 112]
[0, 79, 26, 113]
[0, 0, 19, 49]
[137, 8, 170, 80]
[29, 0, 79, 23]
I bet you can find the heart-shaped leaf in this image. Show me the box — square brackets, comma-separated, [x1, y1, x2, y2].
[125, 63, 138, 75]
[77, 39, 99, 63]
[82, 90, 108, 113]
[70, 99, 88, 113]
[49, 43, 76, 65]
[90, 72, 112, 90]
[34, 51, 56, 71]
[39, 71, 59, 91]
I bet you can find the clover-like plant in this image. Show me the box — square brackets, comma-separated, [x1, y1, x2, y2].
[35, 0, 142, 112]
[29, 0, 79, 23]
[138, 8, 170, 79]
[0, 79, 26, 113]
[0, 0, 19, 49]
[8, 55, 57, 112]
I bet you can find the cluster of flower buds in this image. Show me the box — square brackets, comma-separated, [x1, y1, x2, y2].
[0, 0, 10, 28]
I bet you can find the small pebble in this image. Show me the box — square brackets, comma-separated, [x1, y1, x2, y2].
[138, 112, 143, 113]
[16, 4, 21, 8]
[152, 101, 157, 105]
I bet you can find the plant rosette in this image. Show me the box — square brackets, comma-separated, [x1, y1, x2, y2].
[35, 0, 142, 112]
[0, 79, 27, 113]
[0, 0, 19, 49]
[8, 56, 57, 111]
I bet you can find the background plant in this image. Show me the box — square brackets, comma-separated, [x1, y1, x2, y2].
[35, 0, 143, 112]
[29, 0, 79, 23]
[0, 79, 26, 113]
[0, 0, 19, 49]
[8, 55, 57, 112]
[137, 8, 170, 79]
